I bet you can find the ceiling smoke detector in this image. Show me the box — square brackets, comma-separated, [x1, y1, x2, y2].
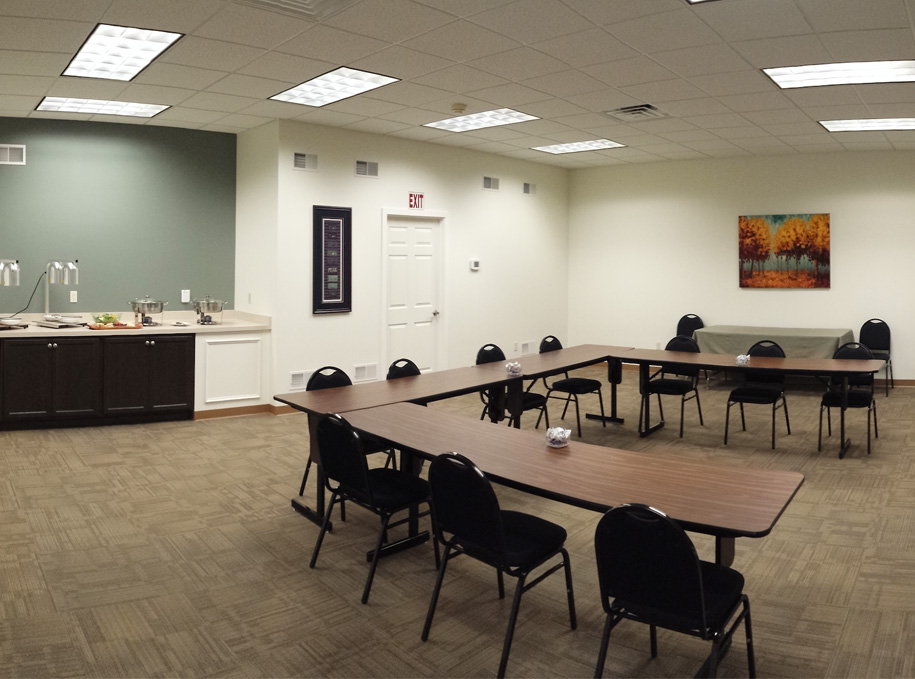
[451, 103, 467, 114]
[603, 104, 667, 122]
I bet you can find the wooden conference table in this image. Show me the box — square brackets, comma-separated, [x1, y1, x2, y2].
[344, 402, 804, 566]
[623, 348, 885, 458]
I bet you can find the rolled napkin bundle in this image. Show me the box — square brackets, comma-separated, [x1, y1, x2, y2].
[505, 361, 522, 375]
[736, 354, 751, 365]
[546, 427, 571, 448]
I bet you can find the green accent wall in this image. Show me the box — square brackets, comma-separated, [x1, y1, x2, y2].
[0, 117, 236, 314]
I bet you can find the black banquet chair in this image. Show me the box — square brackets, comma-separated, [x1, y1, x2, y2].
[724, 340, 790, 449]
[676, 313, 704, 338]
[422, 452, 576, 678]
[593, 504, 756, 679]
[297, 366, 396, 498]
[386, 357, 421, 380]
[859, 318, 893, 396]
[640, 336, 703, 438]
[537, 335, 605, 437]
[309, 414, 437, 604]
[819, 342, 878, 455]
[475, 343, 549, 428]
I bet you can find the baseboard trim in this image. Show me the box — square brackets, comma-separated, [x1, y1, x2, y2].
[194, 404, 273, 420]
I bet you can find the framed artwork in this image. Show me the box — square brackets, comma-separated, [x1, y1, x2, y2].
[738, 213, 830, 289]
[312, 205, 352, 313]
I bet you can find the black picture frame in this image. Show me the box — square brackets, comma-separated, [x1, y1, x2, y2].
[312, 205, 352, 314]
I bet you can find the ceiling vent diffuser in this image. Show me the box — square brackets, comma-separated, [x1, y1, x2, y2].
[355, 160, 378, 177]
[293, 152, 317, 171]
[603, 104, 667, 122]
[0, 145, 26, 165]
[232, 0, 358, 20]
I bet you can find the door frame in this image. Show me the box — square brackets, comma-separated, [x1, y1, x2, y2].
[380, 207, 447, 373]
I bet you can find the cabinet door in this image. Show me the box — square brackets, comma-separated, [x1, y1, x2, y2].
[103, 336, 150, 414]
[52, 337, 102, 417]
[3, 339, 52, 419]
[148, 335, 194, 411]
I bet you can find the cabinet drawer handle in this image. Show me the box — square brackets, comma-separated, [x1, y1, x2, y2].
[150, 340, 155, 346]
[48, 343, 53, 348]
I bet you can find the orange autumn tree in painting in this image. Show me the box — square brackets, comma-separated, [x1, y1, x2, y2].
[738, 213, 830, 288]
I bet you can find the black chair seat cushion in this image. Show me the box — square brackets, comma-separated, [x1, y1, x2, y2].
[615, 561, 744, 634]
[728, 383, 784, 404]
[821, 389, 875, 409]
[522, 391, 548, 409]
[646, 377, 694, 396]
[500, 510, 567, 566]
[550, 377, 601, 394]
[870, 350, 890, 361]
[364, 468, 429, 510]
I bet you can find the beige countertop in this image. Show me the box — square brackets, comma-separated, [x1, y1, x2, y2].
[0, 310, 270, 338]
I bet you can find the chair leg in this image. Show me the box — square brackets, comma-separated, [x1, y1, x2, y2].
[561, 547, 577, 630]
[497, 569, 505, 599]
[783, 394, 791, 434]
[594, 613, 615, 679]
[679, 395, 686, 438]
[541, 402, 549, 429]
[596, 389, 606, 428]
[744, 598, 756, 678]
[650, 624, 658, 658]
[771, 402, 776, 449]
[827, 406, 832, 436]
[560, 393, 573, 420]
[362, 512, 395, 604]
[695, 389, 704, 426]
[309, 492, 338, 569]
[708, 636, 721, 678]
[739, 402, 746, 431]
[421, 545, 452, 641]
[298, 458, 312, 496]
[818, 406, 824, 452]
[497, 571, 527, 679]
[724, 400, 731, 444]
[572, 394, 582, 437]
[873, 401, 879, 439]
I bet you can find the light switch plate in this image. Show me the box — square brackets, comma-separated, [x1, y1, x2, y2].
[70, 290, 77, 303]
[181, 289, 190, 303]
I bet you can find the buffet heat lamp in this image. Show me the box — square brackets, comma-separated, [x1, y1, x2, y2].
[0, 260, 20, 286]
[44, 259, 78, 313]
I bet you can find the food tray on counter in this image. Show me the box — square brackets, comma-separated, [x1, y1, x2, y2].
[0, 323, 29, 330]
[88, 324, 144, 330]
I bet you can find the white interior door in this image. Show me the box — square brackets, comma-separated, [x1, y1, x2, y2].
[383, 211, 444, 373]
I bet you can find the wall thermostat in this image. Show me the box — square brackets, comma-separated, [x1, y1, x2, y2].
[469, 258, 480, 271]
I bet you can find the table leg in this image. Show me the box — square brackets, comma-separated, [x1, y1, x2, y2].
[505, 378, 523, 429]
[290, 412, 331, 529]
[366, 445, 429, 561]
[715, 536, 735, 567]
[586, 359, 625, 425]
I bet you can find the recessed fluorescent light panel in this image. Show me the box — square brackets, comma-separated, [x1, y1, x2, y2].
[36, 97, 169, 118]
[532, 139, 626, 154]
[271, 67, 399, 107]
[820, 118, 915, 132]
[424, 108, 539, 132]
[764, 60, 915, 89]
[63, 24, 182, 81]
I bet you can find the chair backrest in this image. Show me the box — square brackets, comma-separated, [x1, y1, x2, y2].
[315, 414, 373, 504]
[428, 452, 506, 565]
[539, 335, 562, 353]
[663, 335, 701, 378]
[859, 318, 890, 352]
[831, 342, 874, 389]
[476, 343, 506, 365]
[594, 504, 708, 632]
[306, 366, 352, 391]
[676, 314, 704, 338]
[386, 357, 421, 380]
[745, 339, 786, 384]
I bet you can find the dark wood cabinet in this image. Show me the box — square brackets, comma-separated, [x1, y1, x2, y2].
[103, 334, 194, 416]
[2, 337, 102, 421]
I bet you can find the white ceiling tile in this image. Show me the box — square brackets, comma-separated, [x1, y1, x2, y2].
[685, 112, 755, 129]
[236, 99, 319, 119]
[351, 46, 453, 81]
[402, 20, 520, 62]
[553, 112, 620, 129]
[293, 108, 365, 126]
[46, 78, 127, 99]
[819, 29, 915, 62]
[161, 37, 266, 72]
[468, 47, 569, 81]
[621, 78, 708, 103]
[379, 106, 448, 125]
[324, 0, 455, 42]
[803, 104, 874, 120]
[388, 125, 453, 142]
[658, 98, 733, 117]
[118, 83, 195, 105]
[867, 102, 915, 117]
[562, 0, 683, 26]
[149, 117, 204, 129]
[367, 81, 454, 107]
[710, 125, 772, 140]
[658, 128, 720, 143]
[179, 91, 262, 112]
[325, 95, 406, 117]
[532, 29, 638, 68]
[696, 0, 814, 42]
[731, 35, 833, 69]
[412, 0, 517, 16]
[29, 110, 92, 121]
[606, 8, 722, 53]
[0, 51, 71, 77]
[759, 121, 826, 135]
[206, 73, 295, 98]
[214, 112, 274, 129]
[276, 24, 390, 63]
[839, 141, 894, 151]
[689, 70, 775, 97]
[628, 118, 699, 134]
[0, 94, 41, 110]
[743, 109, 813, 125]
[653, 43, 754, 78]
[583, 57, 679, 88]
[134, 63, 227, 91]
[796, 0, 910, 32]
[857, 83, 915, 104]
[413, 65, 508, 94]
[237, 52, 336, 83]
[565, 89, 641, 112]
[784, 86, 863, 107]
[154, 106, 227, 124]
[466, 83, 552, 107]
[0, 75, 54, 96]
[193, 3, 313, 48]
[0, 0, 110, 21]
[522, 70, 608, 98]
[467, 0, 592, 44]
[102, 0, 225, 34]
[717, 91, 795, 112]
[0, 17, 94, 52]
[343, 117, 412, 134]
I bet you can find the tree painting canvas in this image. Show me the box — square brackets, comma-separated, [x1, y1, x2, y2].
[738, 213, 830, 288]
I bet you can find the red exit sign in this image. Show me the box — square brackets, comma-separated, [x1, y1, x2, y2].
[409, 192, 424, 209]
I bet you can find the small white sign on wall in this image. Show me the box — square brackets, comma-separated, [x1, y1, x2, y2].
[409, 191, 424, 209]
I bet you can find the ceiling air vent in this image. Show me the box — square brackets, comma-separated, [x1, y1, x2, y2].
[523, 182, 536, 195]
[232, 0, 359, 20]
[0, 145, 26, 165]
[483, 176, 500, 191]
[603, 104, 667, 122]
[293, 152, 317, 171]
[355, 160, 378, 177]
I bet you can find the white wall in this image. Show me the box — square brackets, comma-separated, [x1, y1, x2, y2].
[237, 120, 570, 396]
[568, 151, 914, 376]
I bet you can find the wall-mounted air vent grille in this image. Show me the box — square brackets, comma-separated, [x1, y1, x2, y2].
[603, 104, 666, 122]
[289, 371, 307, 390]
[0, 145, 26, 165]
[353, 363, 378, 383]
[483, 176, 500, 191]
[355, 160, 378, 177]
[523, 182, 536, 195]
[233, 0, 358, 20]
[293, 152, 318, 171]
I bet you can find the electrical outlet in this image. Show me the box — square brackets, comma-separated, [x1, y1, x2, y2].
[69, 290, 77, 303]
[181, 289, 190, 303]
